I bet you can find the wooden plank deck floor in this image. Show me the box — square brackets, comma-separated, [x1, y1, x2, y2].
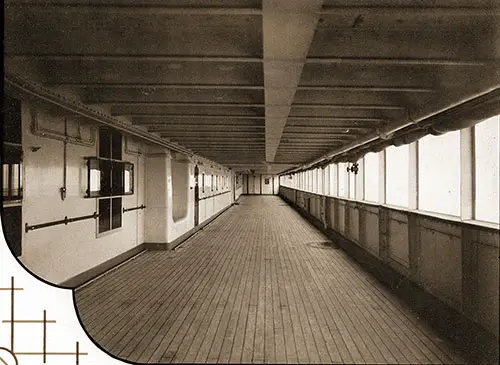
[74, 196, 467, 364]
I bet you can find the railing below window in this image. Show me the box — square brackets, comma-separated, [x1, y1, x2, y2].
[123, 204, 146, 213]
[25, 212, 99, 233]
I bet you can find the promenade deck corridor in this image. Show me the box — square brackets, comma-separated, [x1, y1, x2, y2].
[74, 196, 465, 364]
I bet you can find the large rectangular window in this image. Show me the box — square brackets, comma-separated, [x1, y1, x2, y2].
[418, 131, 461, 216]
[386, 145, 409, 207]
[364, 152, 379, 202]
[96, 127, 125, 234]
[475, 115, 500, 223]
[338, 163, 348, 197]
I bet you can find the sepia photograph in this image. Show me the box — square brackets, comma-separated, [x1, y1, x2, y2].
[1, 0, 499, 364]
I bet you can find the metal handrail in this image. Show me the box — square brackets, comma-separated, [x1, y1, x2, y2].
[25, 212, 99, 233]
[123, 204, 146, 213]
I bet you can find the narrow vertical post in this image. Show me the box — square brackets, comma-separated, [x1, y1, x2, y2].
[379, 150, 386, 204]
[356, 157, 365, 201]
[461, 127, 474, 220]
[408, 141, 418, 210]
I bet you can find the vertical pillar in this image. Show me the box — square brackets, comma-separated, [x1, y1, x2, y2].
[356, 157, 365, 201]
[324, 164, 330, 196]
[409, 141, 418, 210]
[462, 226, 479, 320]
[332, 164, 338, 196]
[379, 207, 389, 261]
[461, 128, 474, 220]
[408, 212, 421, 281]
[379, 150, 386, 204]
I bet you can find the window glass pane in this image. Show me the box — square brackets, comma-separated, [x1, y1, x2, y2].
[386, 145, 409, 207]
[111, 131, 122, 160]
[419, 131, 461, 216]
[99, 159, 111, 196]
[364, 152, 379, 202]
[349, 168, 355, 199]
[111, 161, 124, 195]
[124, 163, 134, 194]
[3, 164, 9, 197]
[475, 115, 500, 223]
[112, 197, 122, 229]
[11, 164, 19, 196]
[338, 163, 348, 197]
[90, 167, 101, 193]
[19, 163, 23, 191]
[98, 199, 111, 233]
[99, 128, 110, 158]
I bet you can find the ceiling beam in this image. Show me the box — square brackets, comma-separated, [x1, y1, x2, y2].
[7, 54, 495, 66]
[150, 129, 265, 134]
[5, 3, 263, 14]
[128, 114, 266, 119]
[305, 57, 494, 67]
[146, 123, 266, 132]
[165, 136, 264, 140]
[110, 102, 266, 107]
[287, 116, 384, 121]
[131, 114, 382, 121]
[45, 83, 266, 90]
[321, 6, 500, 16]
[43, 82, 434, 93]
[109, 102, 403, 110]
[297, 85, 436, 93]
[5, 54, 263, 63]
[291, 104, 405, 110]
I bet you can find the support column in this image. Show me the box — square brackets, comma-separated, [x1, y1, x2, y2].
[409, 141, 418, 210]
[461, 128, 474, 220]
[379, 150, 386, 204]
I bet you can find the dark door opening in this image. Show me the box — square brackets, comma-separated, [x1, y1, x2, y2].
[1, 95, 23, 257]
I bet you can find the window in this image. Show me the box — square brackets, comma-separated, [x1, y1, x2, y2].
[338, 163, 348, 197]
[2, 147, 23, 202]
[265, 178, 270, 185]
[364, 152, 379, 202]
[418, 131, 461, 216]
[202, 173, 205, 193]
[95, 127, 127, 234]
[475, 116, 500, 223]
[386, 145, 409, 207]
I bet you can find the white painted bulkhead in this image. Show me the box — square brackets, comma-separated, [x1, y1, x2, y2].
[20, 103, 146, 284]
[17, 101, 238, 284]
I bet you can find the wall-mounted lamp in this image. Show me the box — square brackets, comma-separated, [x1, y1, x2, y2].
[30, 146, 41, 152]
[347, 163, 359, 175]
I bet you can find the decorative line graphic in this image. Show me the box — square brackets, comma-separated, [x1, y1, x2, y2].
[0, 277, 88, 364]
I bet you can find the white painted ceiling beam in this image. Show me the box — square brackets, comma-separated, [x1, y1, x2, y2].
[263, 0, 324, 162]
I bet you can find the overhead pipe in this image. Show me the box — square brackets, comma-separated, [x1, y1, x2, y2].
[5, 74, 194, 156]
[284, 86, 500, 175]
